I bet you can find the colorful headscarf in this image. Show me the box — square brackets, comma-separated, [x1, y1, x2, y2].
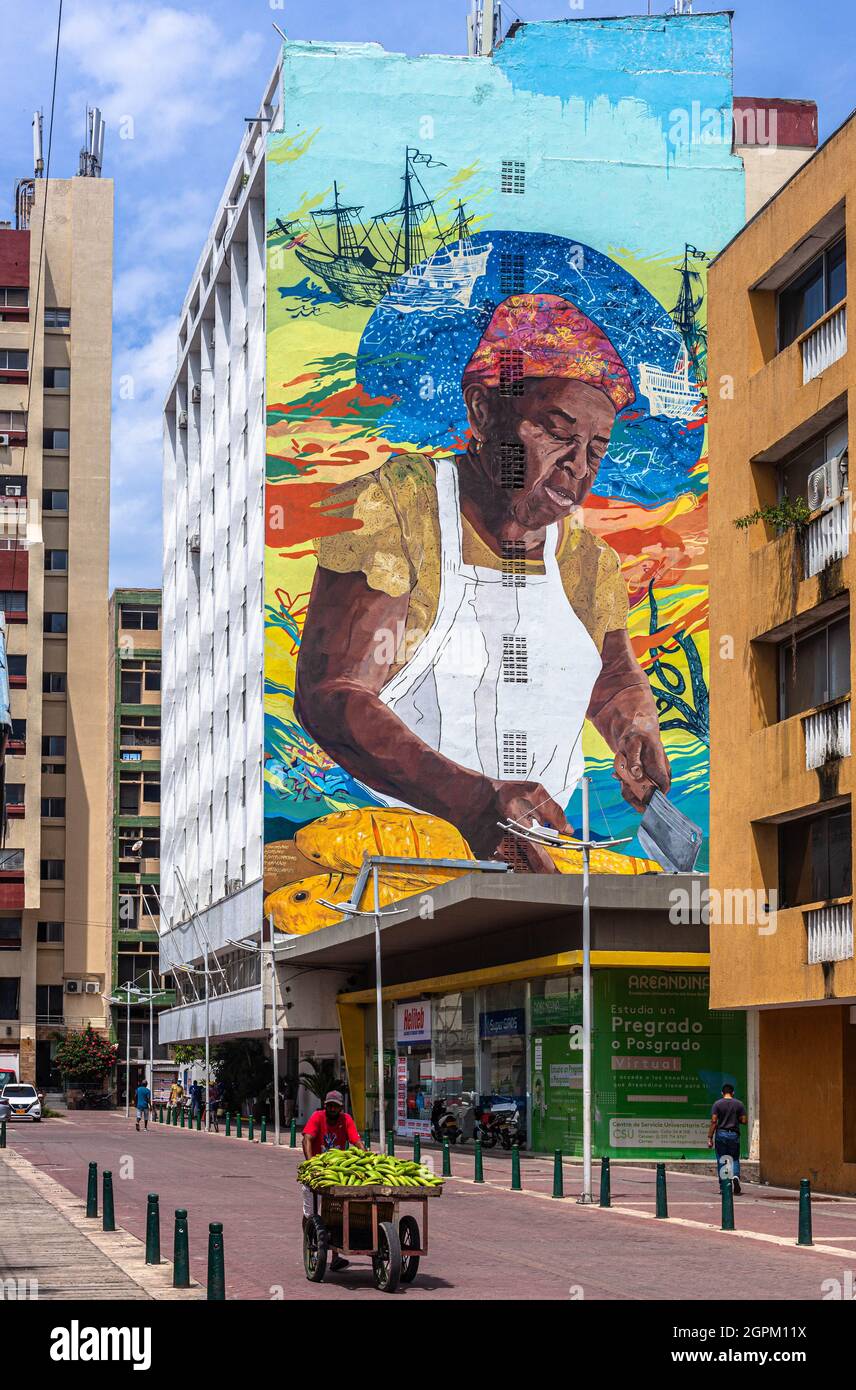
[462, 293, 634, 412]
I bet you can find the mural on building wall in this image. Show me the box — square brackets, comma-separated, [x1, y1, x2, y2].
[264, 67, 718, 934]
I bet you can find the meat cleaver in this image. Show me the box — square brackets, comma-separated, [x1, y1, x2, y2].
[632, 775, 704, 874]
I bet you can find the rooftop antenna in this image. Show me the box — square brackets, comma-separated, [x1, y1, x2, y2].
[32, 111, 44, 178]
[467, 0, 502, 56]
[78, 105, 105, 177]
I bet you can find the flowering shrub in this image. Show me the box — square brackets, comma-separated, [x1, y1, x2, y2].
[53, 1026, 119, 1081]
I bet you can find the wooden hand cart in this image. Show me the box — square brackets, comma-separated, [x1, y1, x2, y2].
[303, 1183, 442, 1292]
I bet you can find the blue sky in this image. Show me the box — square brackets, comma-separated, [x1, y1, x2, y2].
[2, 0, 853, 588]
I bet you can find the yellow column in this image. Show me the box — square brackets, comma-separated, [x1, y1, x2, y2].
[337, 1001, 367, 1130]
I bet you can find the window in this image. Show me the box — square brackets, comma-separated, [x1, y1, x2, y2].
[44, 307, 70, 328]
[119, 778, 140, 814]
[779, 612, 850, 719]
[41, 798, 65, 819]
[0, 919, 21, 950]
[0, 591, 27, 613]
[500, 540, 527, 587]
[0, 288, 27, 307]
[8, 654, 26, 681]
[781, 418, 848, 505]
[0, 412, 26, 434]
[43, 489, 68, 511]
[0, 349, 28, 371]
[118, 883, 159, 928]
[502, 635, 529, 683]
[500, 160, 526, 195]
[44, 612, 68, 634]
[41, 735, 66, 758]
[499, 250, 526, 295]
[779, 805, 851, 907]
[498, 349, 525, 397]
[41, 859, 65, 881]
[42, 672, 66, 694]
[118, 827, 159, 865]
[120, 605, 158, 631]
[5, 784, 24, 806]
[37, 920, 64, 943]
[0, 850, 23, 871]
[0, 474, 27, 498]
[778, 237, 847, 350]
[43, 429, 69, 451]
[120, 714, 160, 747]
[44, 367, 70, 389]
[144, 666, 161, 692]
[0, 978, 20, 1020]
[498, 441, 525, 489]
[45, 549, 68, 572]
[10, 718, 25, 743]
[36, 984, 63, 1022]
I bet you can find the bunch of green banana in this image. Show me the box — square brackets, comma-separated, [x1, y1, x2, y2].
[297, 1147, 443, 1190]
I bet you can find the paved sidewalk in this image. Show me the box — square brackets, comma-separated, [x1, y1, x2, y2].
[7, 1113, 854, 1300]
[0, 1146, 203, 1301]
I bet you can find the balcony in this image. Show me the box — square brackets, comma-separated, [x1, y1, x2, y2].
[805, 900, 853, 963]
[803, 698, 851, 770]
[802, 493, 850, 579]
[801, 302, 847, 385]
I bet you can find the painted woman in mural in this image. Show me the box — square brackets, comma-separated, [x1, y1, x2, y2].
[295, 293, 671, 872]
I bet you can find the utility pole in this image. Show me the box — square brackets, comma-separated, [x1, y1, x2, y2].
[269, 913, 280, 1147]
[580, 776, 593, 1204]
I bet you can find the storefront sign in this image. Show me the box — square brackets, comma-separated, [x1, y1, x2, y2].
[396, 1001, 432, 1043]
[531, 992, 582, 1029]
[479, 1008, 525, 1038]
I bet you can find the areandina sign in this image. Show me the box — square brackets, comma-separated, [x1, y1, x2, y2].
[396, 1002, 432, 1044]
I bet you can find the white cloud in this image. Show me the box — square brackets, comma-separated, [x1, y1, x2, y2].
[62, 0, 264, 163]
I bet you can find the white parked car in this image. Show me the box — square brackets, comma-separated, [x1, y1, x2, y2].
[1, 1083, 42, 1121]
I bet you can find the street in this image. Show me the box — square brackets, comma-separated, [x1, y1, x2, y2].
[5, 1114, 856, 1301]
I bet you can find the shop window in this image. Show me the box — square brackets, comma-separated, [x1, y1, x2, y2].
[779, 805, 851, 907]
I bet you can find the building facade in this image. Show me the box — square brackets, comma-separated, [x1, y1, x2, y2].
[161, 14, 811, 1148]
[0, 174, 112, 1088]
[108, 588, 174, 1101]
[709, 111, 854, 1192]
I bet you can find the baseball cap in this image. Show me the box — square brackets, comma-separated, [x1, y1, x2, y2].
[324, 1090, 344, 1107]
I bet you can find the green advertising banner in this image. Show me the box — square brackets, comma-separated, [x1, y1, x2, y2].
[530, 970, 747, 1159]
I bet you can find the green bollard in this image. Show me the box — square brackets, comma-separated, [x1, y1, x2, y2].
[442, 1139, 451, 1177]
[236, 1114, 243, 1140]
[797, 1178, 813, 1246]
[552, 1150, 564, 1199]
[655, 1163, 668, 1219]
[180, 1106, 185, 1130]
[248, 1117, 254, 1142]
[166, 1106, 171, 1126]
[260, 1117, 267, 1144]
[196, 1111, 201, 1132]
[413, 1134, 421, 1165]
[145, 1193, 161, 1264]
[173, 1209, 190, 1288]
[599, 1157, 611, 1208]
[207, 1222, 225, 1300]
[102, 1171, 116, 1232]
[289, 1119, 297, 1148]
[720, 1177, 735, 1232]
[386, 1129, 395, 1156]
[86, 1162, 98, 1218]
[511, 1144, 521, 1191]
[362, 1127, 371, 1149]
[0, 1119, 6, 1149]
[159, 1103, 164, 1124]
[225, 1112, 231, 1138]
[474, 1140, 484, 1184]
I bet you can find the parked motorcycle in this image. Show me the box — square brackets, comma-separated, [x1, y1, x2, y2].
[430, 1101, 462, 1144]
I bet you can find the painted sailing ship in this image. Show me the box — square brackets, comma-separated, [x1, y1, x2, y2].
[638, 244, 709, 421]
[292, 148, 489, 310]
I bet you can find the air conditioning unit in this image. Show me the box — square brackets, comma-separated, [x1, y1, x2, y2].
[65, 979, 83, 994]
[128, 1046, 145, 1060]
[807, 451, 849, 511]
[4, 485, 21, 497]
[83, 980, 100, 995]
[0, 434, 9, 447]
[225, 878, 243, 896]
[188, 532, 200, 554]
[191, 384, 202, 404]
[178, 411, 188, 430]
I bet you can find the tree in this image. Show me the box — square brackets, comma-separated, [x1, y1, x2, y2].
[171, 1043, 204, 1067]
[54, 1026, 119, 1082]
[212, 1039, 271, 1118]
[299, 1056, 345, 1104]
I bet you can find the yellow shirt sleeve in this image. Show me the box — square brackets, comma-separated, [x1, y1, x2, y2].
[597, 540, 630, 636]
[316, 466, 413, 598]
[557, 526, 629, 651]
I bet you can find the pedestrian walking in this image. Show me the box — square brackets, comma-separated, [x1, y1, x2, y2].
[135, 1080, 152, 1132]
[708, 1082, 747, 1194]
[169, 1079, 184, 1110]
[189, 1080, 203, 1122]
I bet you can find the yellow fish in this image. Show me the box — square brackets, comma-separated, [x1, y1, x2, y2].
[295, 808, 474, 873]
[264, 867, 458, 936]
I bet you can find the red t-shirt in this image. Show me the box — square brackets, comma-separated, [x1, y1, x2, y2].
[303, 1109, 361, 1156]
